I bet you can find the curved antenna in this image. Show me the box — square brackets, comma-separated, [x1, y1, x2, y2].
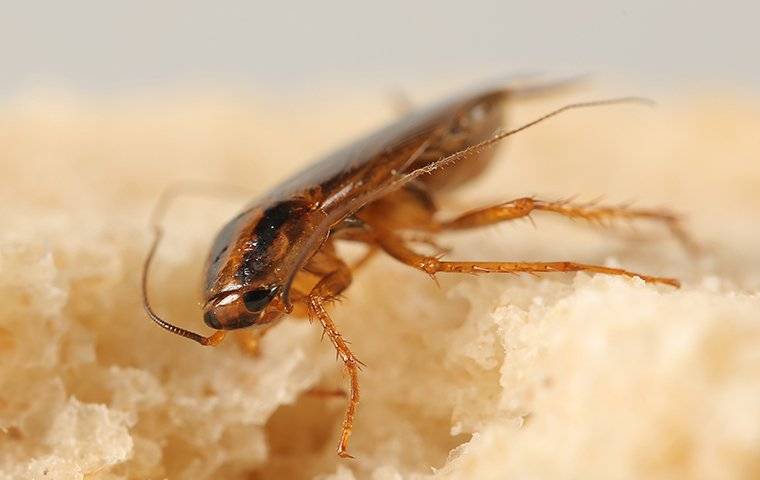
[397, 96, 655, 188]
[375, 97, 655, 201]
[141, 181, 250, 346]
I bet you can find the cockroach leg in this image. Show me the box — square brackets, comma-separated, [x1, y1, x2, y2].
[301, 255, 361, 457]
[438, 197, 695, 249]
[307, 293, 361, 459]
[372, 225, 680, 287]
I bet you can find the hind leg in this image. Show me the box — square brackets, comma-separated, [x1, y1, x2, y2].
[370, 224, 680, 287]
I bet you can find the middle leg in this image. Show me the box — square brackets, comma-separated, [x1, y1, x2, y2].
[434, 196, 696, 251]
[441, 197, 692, 241]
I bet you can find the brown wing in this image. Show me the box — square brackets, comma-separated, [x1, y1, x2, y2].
[260, 76, 584, 210]
[259, 86, 509, 214]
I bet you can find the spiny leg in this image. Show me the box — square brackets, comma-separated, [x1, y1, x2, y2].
[372, 225, 680, 287]
[307, 293, 362, 458]
[437, 197, 696, 251]
[303, 255, 361, 458]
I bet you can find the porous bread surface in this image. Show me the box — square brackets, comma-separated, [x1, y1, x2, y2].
[0, 89, 759, 479]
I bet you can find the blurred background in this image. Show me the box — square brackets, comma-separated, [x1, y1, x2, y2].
[0, 0, 756, 99]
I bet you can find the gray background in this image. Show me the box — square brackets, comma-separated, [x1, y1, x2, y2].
[0, 0, 756, 98]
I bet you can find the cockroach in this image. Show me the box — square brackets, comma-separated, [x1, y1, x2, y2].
[142, 81, 686, 458]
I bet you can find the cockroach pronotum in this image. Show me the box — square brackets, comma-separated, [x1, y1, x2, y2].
[142, 80, 688, 458]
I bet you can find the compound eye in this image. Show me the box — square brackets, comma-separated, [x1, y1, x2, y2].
[242, 287, 274, 312]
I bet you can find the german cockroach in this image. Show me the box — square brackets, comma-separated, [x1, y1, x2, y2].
[142, 81, 686, 458]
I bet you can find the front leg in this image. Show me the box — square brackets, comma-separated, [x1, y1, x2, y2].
[301, 254, 362, 458]
[307, 292, 362, 458]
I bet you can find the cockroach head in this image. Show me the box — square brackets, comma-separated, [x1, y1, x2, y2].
[202, 284, 285, 330]
[201, 199, 315, 329]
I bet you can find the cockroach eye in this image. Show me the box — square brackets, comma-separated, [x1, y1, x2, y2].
[242, 287, 274, 312]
